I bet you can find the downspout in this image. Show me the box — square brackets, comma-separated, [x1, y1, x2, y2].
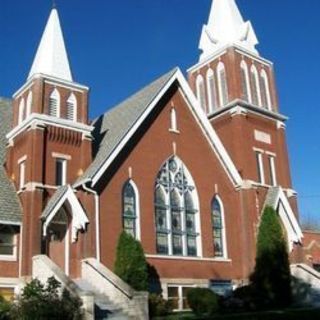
[82, 183, 100, 262]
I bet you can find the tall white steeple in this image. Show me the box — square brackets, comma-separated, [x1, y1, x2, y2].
[199, 0, 259, 61]
[28, 7, 73, 82]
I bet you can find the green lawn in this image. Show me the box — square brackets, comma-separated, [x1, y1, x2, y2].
[153, 308, 320, 320]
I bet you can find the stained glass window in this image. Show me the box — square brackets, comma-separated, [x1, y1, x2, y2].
[212, 197, 225, 257]
[154, 157, 199, 256]
[123, 181, 137, 238]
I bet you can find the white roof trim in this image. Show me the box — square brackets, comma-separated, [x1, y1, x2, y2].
[89, 68, 242, 188]
[269, 187, 303, 251]
[42, 185, 89, 242]
[6, 113, 93, 141]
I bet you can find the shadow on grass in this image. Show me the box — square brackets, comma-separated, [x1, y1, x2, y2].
[153, 308, 320, 320]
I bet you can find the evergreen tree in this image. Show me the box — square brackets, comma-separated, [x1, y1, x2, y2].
[250, 206, 292, 308]
[114, 231, 148, 291]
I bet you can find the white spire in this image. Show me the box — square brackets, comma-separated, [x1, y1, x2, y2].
[28, 8, 73, 81]
[199, 0, 259, 61]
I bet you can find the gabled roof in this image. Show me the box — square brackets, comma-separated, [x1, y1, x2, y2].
[0, 98, 22, 224]
[42, 185, 89, 242]
[28, 8, 73, 82]
[199, 0, 258, 61]
[264, 186, 303, 250]
[76, 67, 242, 188]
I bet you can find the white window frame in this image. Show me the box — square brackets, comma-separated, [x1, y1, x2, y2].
[240, 60, 252, 103]
[261, 70, 272, 110]
[255, 151, 265, 184]
[268, 155, 277, 186]
[26, 91, 33, 118]
[49, 88, 61, 118]
[217, 62, 228, 107]
[251, 65, 262, 106]
[122, 179, 141, 241]
[206, 68, 217, 114]
[167, 284, 196, 311]
[66, 93, 77, 122]
[196, 74, 206, 112]
[18, 98, 25, 124]
[18, 156, 27, 190]
[212, 195, 228, 259]
[55, 158, 67, 186]
[0, 225, 18, 261]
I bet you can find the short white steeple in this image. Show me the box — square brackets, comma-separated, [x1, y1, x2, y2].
[199, 0, 259, 61]
[28, 7, 73, 82]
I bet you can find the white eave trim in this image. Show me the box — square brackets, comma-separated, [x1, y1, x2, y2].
[13, 73, 89, 98]
[89, 68, 242, 188]
[0, 220, 22, 226]
[42, 185, 89, 242]
[6, 113, 94, 141]
[187, 44, 273, 74]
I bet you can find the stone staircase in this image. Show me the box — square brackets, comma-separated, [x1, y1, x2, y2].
[291, 263, 320, 307]
[32, 255, 148, 320]
[75, 279, 128, 320]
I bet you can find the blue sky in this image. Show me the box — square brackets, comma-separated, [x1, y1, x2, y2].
[0, 0, 319, 223]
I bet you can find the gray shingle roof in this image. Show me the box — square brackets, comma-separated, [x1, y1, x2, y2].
[0, 98, 22, 224]
[76, 67, 178, 185]
[41, 185, 69, 219]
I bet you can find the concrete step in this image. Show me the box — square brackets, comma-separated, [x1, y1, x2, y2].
[74, 278, 128, 319]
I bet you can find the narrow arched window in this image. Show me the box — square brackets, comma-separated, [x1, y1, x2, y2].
[66, 93, 77, 121]
[196, 75, 207, 112]
[240, 61, 251, 103]
[49, 89, 60, 117]
[170, 108, 178, 131]
[26, 91, 32, 118]
[212, 196, 227, 258]
[250, 65, 261, 106]
[155, 157, 200, 257]
[122, 180, 139, 239]
[260, 70, 272, 110]
[206, 69, 217, 114]
[217, 62, 228, 107]
[18, 98, 25, 124]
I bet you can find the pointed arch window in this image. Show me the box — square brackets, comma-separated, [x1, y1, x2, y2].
[250, 65, 261, 106]
[260, 70, 272, 110]
[206, 68, 217, 114]
[49, 89, 60, 117]
[154, 157, 200, 257]
[212, 196, 227, 258]
[66, 93, 77, 121]
[196, 75, 207, 112]
[217, 62, 228, 107]
[240, 61, 251, 103]
[18, 98, 25, 124]
[122, 180, 140, 239]
[26, 91, 33, 118]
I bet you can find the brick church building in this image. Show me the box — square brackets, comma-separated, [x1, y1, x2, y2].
[0, 0, 315, 315]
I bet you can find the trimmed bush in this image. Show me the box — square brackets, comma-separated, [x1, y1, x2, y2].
[0, 296, 11, 320]
[250, 206, 292, 309]
[114, 231, 148, 291]
[187, 287, 219, 316]
[10, 277, 83, 320]
[148, 293, 172, 318]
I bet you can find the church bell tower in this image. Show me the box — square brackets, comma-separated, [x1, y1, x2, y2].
[5, 7, 93, 276]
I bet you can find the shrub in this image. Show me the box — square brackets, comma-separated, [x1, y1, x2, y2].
[250, 206, 292, 309]
[114, 231, 148, 291]
[10, 277, 83, 320]
[148, 293, 172, 318]
[187, 287, 219, 316]
[0, 296, 11, 320]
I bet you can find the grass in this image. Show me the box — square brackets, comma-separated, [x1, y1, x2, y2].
[153, 308, 320, 319]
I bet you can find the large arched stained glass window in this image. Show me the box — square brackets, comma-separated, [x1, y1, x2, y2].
[212, 196, 227, 258]
[122, 181, 139, 238]
[154, 157, 200, 257]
